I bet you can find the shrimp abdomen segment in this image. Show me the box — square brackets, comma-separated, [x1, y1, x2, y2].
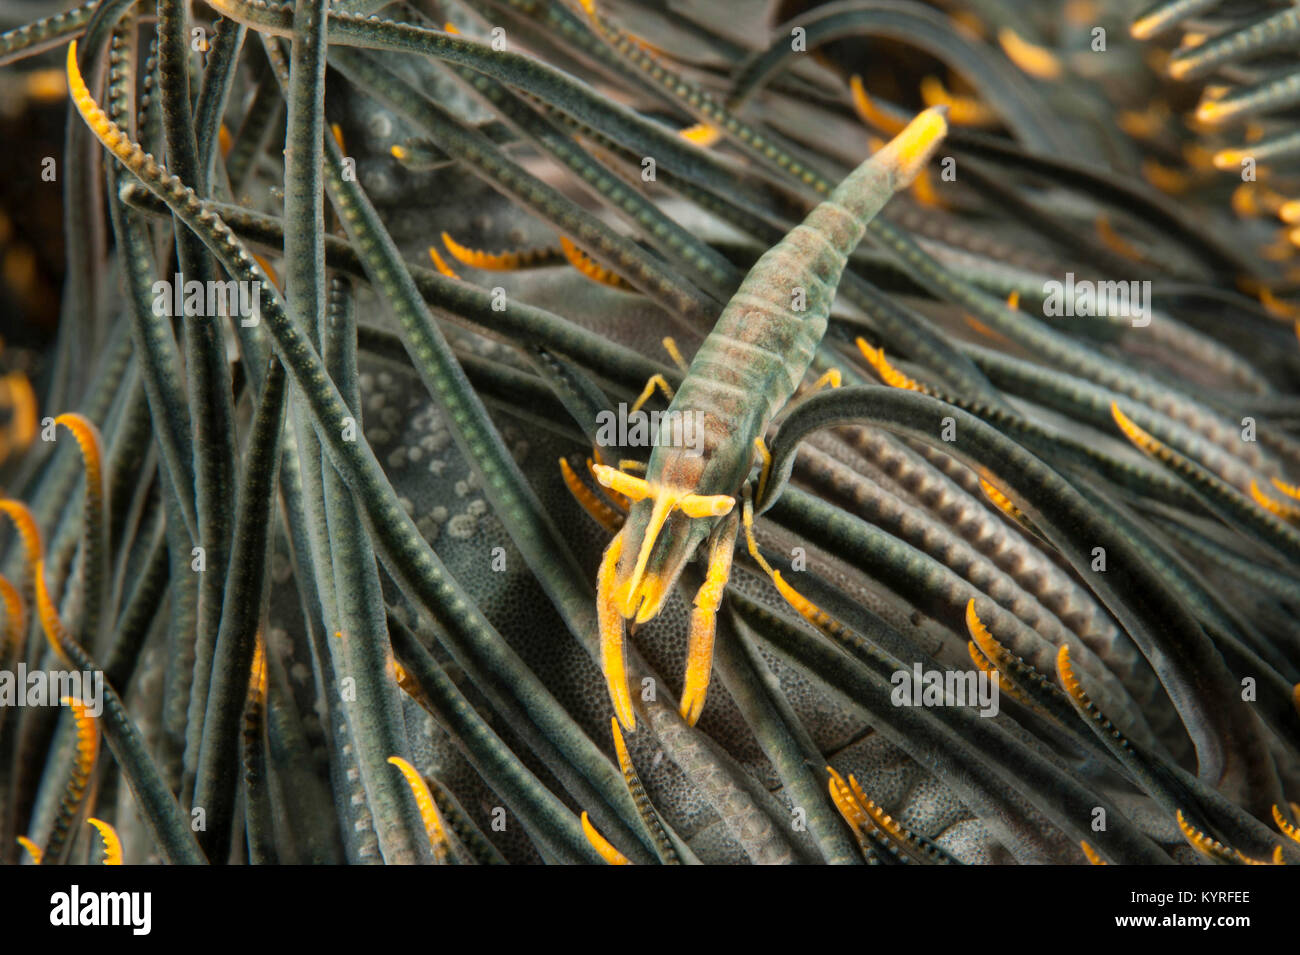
[659, 106, 951, 492]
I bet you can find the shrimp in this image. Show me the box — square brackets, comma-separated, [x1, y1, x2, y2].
[589, 106, 950, 730]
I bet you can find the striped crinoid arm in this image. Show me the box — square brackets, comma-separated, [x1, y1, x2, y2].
[40, 694, 100, 866]
[0, 1, 97, 66]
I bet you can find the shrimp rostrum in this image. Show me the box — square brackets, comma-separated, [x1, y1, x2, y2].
[590, 107, 949, 731]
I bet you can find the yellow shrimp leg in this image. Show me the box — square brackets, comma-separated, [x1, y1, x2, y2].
[680, 509, 739, 726]
[631, 374, 675, 413]
[597, 529, 637, 730]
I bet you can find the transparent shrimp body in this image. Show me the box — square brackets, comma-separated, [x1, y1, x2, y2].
[593, 107, 950, 730]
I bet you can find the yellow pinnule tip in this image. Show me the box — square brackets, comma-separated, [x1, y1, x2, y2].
[1276, 803, 1300, 844]
[679, 123, 721, 147]
[1110, 400, 1136, 433]
[1129, 16, 1157, 40]
[1282, 201, 1300, 225]
[1232, 183, 1258, 217]
[1213, 147, 1247, 170]
[22, 68, 66, 104]
[1080, 839, 1107, 864]
[0, 498, 44, 568]
[609, 716, 628, 761]
[1197, 99, 1224, 124]
[87, 818, 122, 865]
[1271, 477, 1300, 500]
[1054, 643, 1085, 703]
[17, 834, 42, 864]
[918, 75, 946, 109]
[386, 755, 451, 857]
[998, 28, 1063, 79]
[66, 41, 94, 114]
[558, 236, 633, 290]
[54, 411, 101, 448]
[428, 246, 460, 279]
[848, 75, 908, 135]
[390, 144, 408, 160]
[580, 811, 631, 864]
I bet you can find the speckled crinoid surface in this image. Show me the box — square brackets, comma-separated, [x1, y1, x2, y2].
[0, 0, 1296, 868]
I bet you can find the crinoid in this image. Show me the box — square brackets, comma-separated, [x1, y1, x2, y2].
[0, 0, 1296, 868]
